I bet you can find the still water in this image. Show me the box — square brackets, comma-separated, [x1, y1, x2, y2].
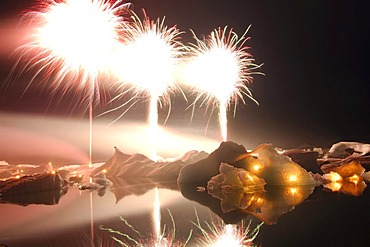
[0, 177, 369, 247]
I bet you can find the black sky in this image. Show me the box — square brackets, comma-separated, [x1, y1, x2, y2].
[0, 0, 369, 148]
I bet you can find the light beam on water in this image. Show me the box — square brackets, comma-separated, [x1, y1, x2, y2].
[153, 187, 161, 245]
[89, 190, 94, 246]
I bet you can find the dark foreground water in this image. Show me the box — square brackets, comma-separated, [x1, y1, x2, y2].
[0, 179, 369, 247]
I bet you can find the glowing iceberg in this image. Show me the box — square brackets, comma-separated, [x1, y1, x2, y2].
[234, 144, 317, 185]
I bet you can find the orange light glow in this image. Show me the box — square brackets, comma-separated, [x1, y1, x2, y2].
[289, 187, 298, 195]
[246, 174, 254, 181]
[51, 170, 56, 175]
[324, 182, 342, 192]
[256, 197, 264, 204]
[102, 169, 107, 174]
[348, 174, 360, 185]
[15, 175, 20, 179]
[288, 175, 298, 182]
[324, 171, 343, 182]
[253, 164, 261, 171]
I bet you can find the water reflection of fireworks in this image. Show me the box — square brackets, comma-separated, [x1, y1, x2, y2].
[99, 210, 192, 247]
[193, 211, 262, 247]
[100, 209, 261, 247]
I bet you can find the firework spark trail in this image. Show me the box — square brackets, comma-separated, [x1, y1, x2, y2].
[100, 208, 191, 246]
[181, 26, 262, 141]
[13, 0, 130, 165]
[110, 10, 185, 160]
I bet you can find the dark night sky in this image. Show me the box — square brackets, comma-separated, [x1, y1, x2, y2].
[0, 0, 369, 149]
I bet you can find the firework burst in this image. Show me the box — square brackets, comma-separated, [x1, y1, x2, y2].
[12, 0, 130, 165]
[15, 0, 129, 97]
[112, 10, 185, 101]
[110, 10, 185, 160]
[181, 26, 262, 141]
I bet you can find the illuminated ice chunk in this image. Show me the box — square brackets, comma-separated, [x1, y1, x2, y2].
[330, 160, 365, 179]
[208, 163, 266, 192]
[233, 144, 317, 185]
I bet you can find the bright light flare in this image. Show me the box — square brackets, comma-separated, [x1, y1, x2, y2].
[182, 26, 261, 141]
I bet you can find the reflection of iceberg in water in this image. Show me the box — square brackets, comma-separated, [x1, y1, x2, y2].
[245, 185, 316, 225]
[108, 176, 315, 226]
[181, 181, 316, 225]
[0, 187, 68, 206]
[108, 177, 179, 203]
